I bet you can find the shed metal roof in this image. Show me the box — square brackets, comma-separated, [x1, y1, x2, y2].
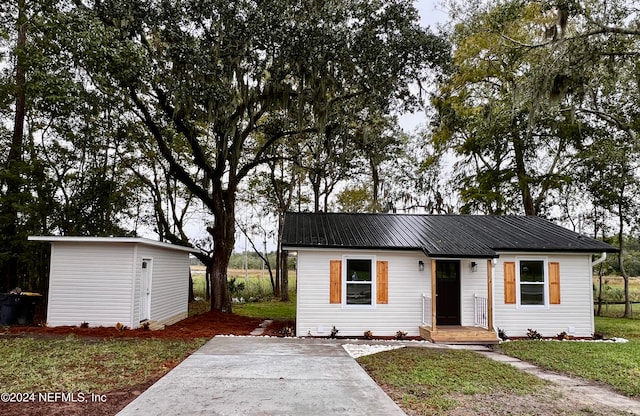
[282, 213, 617, 258]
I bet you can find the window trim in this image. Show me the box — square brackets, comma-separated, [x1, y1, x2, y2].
[342, 254, 376, 308]
[515, 257, 549, 309]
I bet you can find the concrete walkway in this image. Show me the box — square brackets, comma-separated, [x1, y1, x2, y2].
[477, 350, 640, 415]
[116, 336, 408, 416]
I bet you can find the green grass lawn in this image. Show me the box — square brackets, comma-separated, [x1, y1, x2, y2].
[0, 336, 206, 393]
[499, 317, 640, 397]
[358, 348, 546, 415]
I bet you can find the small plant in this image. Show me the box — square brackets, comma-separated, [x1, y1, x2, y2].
[80, 322, 89, 329]
[364, 330, 373, 340]
[556, 331, 571, 340]
[395, 330, 408, 340]
[115, 322, 128, 331]
[526, 328, 542, 340]
[497, 328, 508, 341]
[330, 326, 339, 338]
[228, 278, 246, 295]
[279, 326, 294, 337]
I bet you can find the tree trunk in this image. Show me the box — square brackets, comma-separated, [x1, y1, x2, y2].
[511, 131, 535, 215]
[208, 184, 235, 313]
[309, 171, 321, 212]
[596, 263, 603, 317]
[188, 267, 194, 302]
[205, 262, 211, 301]
[369, 157, 380, 211]
[280, 250, 289, 302]
[1, 0, 27, 292]
[618, 207, 632, 318]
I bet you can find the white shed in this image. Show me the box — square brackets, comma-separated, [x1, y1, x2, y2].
[29, 236, 194, 329]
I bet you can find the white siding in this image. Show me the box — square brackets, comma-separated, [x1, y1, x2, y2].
[297, 249, 429, 337]
[493, 253, 594, 337]
[136, 246, 189, 327]
[460, 259, 489, 327]
[47, 243, 135, 327]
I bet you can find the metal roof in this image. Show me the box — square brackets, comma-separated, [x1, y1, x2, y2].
[282, 213, 618, 258]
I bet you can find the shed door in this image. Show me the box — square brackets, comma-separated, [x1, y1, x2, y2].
[436, 260, 460, 325]
[140, 259, 152, 322]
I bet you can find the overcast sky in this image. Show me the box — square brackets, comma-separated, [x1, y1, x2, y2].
[398, 1, 450, 133]
[416, 0, 449, 29]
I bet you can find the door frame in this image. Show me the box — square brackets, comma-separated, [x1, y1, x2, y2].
[140, 258, 153, 322]
[435, 259, 461, 326]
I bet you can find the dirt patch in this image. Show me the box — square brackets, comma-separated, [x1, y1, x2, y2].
[0, 378, 157, 416]
[446, 388, 630, 416]
[1, 311, 288, 416]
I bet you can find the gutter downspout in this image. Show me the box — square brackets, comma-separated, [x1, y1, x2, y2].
[591, 252, 607, 267]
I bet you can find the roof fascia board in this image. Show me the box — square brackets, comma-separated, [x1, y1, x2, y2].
[28, 236, 197, 253]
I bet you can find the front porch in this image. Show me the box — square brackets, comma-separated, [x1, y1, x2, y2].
[419, 325, 499, 344]
[420, 258, 499, 344]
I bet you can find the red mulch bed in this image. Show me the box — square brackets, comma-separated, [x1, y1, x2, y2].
[7, 309, 266, 340]
[1, 311, 295, 416]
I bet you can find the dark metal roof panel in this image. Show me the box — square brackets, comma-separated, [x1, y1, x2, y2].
[282, 212, 618, 256]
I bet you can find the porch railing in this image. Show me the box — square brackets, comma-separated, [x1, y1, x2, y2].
[474, 294, 488, 329]
[422, 293, 432, 326]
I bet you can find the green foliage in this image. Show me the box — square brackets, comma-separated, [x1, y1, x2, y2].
[336, 186, 373, 212]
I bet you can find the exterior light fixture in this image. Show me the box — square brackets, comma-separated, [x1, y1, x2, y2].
[470, 261, 478, 272]
[418, 260, 425, 272]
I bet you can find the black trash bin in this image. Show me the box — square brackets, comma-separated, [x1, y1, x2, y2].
[0, 294, 21, 325]
[16, 293, 43, 325]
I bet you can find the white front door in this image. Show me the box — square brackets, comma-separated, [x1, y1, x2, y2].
[140, 259, 152, 321]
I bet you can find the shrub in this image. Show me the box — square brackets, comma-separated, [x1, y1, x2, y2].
[526, 328, 542, 340]
[395, 330, 408, 340]
[330, 326, 339, 338]
[497, 328, 508, 341]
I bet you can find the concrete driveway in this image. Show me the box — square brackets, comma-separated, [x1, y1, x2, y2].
[116, 336, 407, 416]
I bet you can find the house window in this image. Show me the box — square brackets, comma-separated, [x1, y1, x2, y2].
[518, 259, 546, 306]
[345, 258, 373, 305]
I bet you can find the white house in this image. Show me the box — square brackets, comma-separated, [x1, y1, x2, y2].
[29, 236, 195, 329]
[282, 213, 617, 343]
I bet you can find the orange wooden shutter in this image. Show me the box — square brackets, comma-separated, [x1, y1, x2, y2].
[504, 262, 516, 304]
[329, 260, 342, 304]
[376, 261, 389, 304]
[549, 262, 560, 304]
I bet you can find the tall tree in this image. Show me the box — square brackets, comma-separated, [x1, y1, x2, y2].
[434, 1, 581, 215]
[68, 0, 448, 312]
[0, 0, 28, 291]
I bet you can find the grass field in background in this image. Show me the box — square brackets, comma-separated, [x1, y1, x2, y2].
[593, 275, 640, 318]
[189, 267, 297, 320]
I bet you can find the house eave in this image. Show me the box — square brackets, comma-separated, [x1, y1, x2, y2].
[28, 235, 198, 253]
